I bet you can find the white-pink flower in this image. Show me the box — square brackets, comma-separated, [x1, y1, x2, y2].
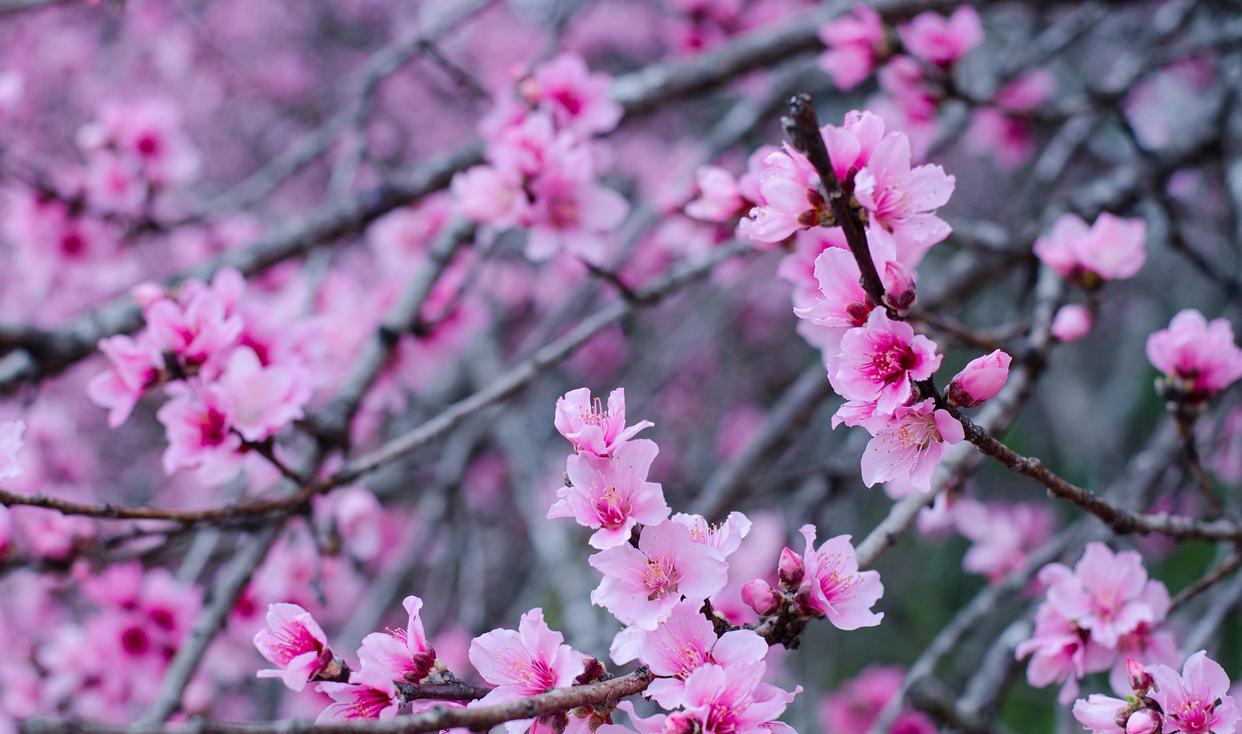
[1052, 304, 1094, 342]
[554, 387, 653, 457]
[524, 53, 622, 137]
[316, 682, 399, 722]
[88, 333, 164, 427]
[253, 603, 334, 692]
[859, 398, 964, 493]
[469, 608, 587, 734]
[830, 310, 942, 414]
[0, 420, 24, 481]
[635, 599, 768, 708]
[685, 165, 746, 223]
[216, 346, 312, 442]
[548, 438, 670, 549]
[1146, 309, 1242, 402]
[1033, 212, 1147, 284]
[1072, 693, 1128, 734]
[588, 520, 728, 630]
[853, 131, 955, 262]
[792, 524, 884, 630]
[1044, 543, 1165, 649]
[669, 662, 800, 734]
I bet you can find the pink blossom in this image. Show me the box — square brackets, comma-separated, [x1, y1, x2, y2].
[636, 599, 768, 708]
[897, 6, 984, 66]
[452, 164, 529, 229]
[1072, 694, 1128, 734]
[741, 580, 778, 616]
[548, 438, 670, 549]
[588, 520, 729, 630]
[253, 603, 334, 692]
[554, 387, 653, 457]
[1033, 213, 1147, 284]
[1052, 304, 1094, 342]
[1127, 709, 1162, 734]
[1149, 651, 1239, 734]
[524, 164, 629, 264]
[156, 384, 243, 479]
[673, 511, 752, 558]
[1146, 309, 1242, 402]
[859, 398, 964, 493]
[853, 131, 955, 261]
[144, 283, 243, 371]
[1015, 601, 1112, 704]
[821, 110, 889, 182]
[793, 524, 883, 629]
[469, 608, 586, 734]
[1043, 543, 1162, 649]
[352, 595, 437, 692]
[795, 227, 916, 337]
[830, 310, 941, 414]
[523, 54, 622, 137]
[215, 346, 312, 441]
[952, 500, 1054, 583]
[685, 165, 746, 223]
[817, 7, 886, 90]
[739, 146, 824, 244]
[821, 666, 936, 734]
[77, 98, 200, 188]
[946, 349, 1012, 408]
[88, 333, 163, 427]
[0, 420, 24, 480]
[316, 682, 399, 722]
[670, 662, 800, 734]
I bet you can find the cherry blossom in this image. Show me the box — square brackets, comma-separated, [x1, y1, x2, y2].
[946, 349, 1012, 408]
[352, 596, 437, 693]
[1146, 309, 1242, 403]
[830, 310, 942, 414]
[817, 6, 887, 90]
[0, 420, 23, 480]
[548, 438, 670, 549]
[588, 520, 729, 630]
[1052, 304, 1094, 342]
[664, 662, 801, 734]
[253, 603, 334, 693]
[1033, 213, 1148, 285]
[1149, 651, 1239, 734]
[791, 524, 883, 630]
[821, 666, 936, 734]
[554, 387, 653, 457]
[897, 6, 984, 67]
[859, 398, 964, 494]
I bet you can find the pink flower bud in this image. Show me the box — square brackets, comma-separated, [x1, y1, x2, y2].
[742, 579, 779, 616]
[1126, 709, 1160, 734]
[1126, 657, 1154, 694]
[1051, 304, 1093, 342]
[882, 260, 917, 315]
[946, 349, 1012, 408]
[778, 547, 804, 588]
[665, 711, 701, 734]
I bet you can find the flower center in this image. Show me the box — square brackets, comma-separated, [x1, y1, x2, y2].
[642, 554, 680, 601]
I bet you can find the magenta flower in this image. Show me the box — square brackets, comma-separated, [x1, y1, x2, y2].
[1146, 309, 1242, 402]
[897, 6, 984, 66]
[946, 349, 1012, 408]
[793, 524, 883, 630]
[548, 438, 670, 549]
[469, 608, 587, 734]
[796, 227, 916, 337]
[817, 6, 886, 90]
[351, 595, 437, 693]
[253, 603, 334, 692]
[1033, 212, 1147, 284]
[525, 53, 622, 137]
[636, 599, 768, 708]
[523, 148, 629, 264]
[316, 682, 399, 722]
[1072, 694, 1128, 734]
[670, 662, 800, 734]
[830, 310, 942, 414]
[144, 286, 243, 369]
[554, 387, 653, 457]
[0, 420, 24, 481]
[860, 399, 964, 494]
[156, 384, 243, 480]
[1045, 543, 1164, 649]
[853, 131, 956, 261]
[588, 520, 729, 630]
[821, 110, 888, 181]
[1149, 651, 1240, 734]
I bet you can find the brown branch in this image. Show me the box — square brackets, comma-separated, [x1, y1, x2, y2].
[780, 93, 888, 310]
[1170, 551, 1242, 612]
[24, 670, 653, 734]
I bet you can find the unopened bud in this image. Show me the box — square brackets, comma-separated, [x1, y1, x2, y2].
[946, 349, 1012, 409]
[1126, 658, 1154, 694]
[741, 579, 779, 616]
[1126, 709, 1161, 734]
[778, 547, 804, 588]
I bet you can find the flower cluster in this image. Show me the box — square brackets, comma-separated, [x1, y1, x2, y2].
[1074, 653, 1239, 734]
[1146, 309, 1242, 406]
[88, 268, 315, 482]
[452, 54, 628, 264]
[1017, 543, 1177, 703]
[820, 665, 936, 734]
